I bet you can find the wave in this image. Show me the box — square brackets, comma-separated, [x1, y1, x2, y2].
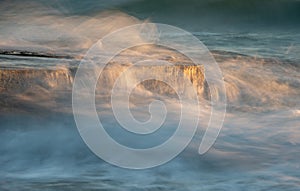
[0, 6, 145, 56]
[1, 1, 300, 190]
[0, 48, 299, 114]
[119, 0, 300, 28]
[31, 0, 300, 27]
[0, 2, 298, 65]
[215, 51, 300, 111]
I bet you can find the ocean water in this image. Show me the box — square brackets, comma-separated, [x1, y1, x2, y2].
[0, 0, 300, 190]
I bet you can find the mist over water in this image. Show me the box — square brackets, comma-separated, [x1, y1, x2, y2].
[0, 0, 300, 190]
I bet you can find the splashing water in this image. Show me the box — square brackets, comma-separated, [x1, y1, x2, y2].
[0, 1, 300, 190]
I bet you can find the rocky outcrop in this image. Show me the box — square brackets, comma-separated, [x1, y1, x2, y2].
[0, 64, 204, 96]
[0, 68, 73, 93]
[0, 45, 206, 113]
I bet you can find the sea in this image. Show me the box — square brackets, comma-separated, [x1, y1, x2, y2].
[0, 0, 300, 190]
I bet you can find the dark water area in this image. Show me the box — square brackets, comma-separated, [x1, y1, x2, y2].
[32, 0, 300, 26]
